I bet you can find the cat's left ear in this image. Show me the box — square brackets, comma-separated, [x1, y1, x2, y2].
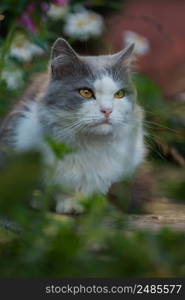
[113, 43, 135, 68]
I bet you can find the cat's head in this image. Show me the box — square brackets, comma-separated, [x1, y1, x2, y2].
[42, 38, 138, 140]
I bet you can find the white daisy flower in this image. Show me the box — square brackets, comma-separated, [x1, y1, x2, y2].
[28, 43, 45, 56]
[123, 30, 150, 56]
[9, 34, 44, 62]
[63, 9, 104, 41]
[2, 69, 23, 90]
[9, 46, 32, 61]
[47, 3, 68, 20]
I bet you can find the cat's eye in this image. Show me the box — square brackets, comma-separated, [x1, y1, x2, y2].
[114, 89, 126, 99]
[79, 89, 93, 99]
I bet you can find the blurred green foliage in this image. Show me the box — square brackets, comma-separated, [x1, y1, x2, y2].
[46, 137, 73, 159]
[0, 149, 184, 277]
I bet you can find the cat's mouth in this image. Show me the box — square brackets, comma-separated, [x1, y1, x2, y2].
[94, 119, 112, 126]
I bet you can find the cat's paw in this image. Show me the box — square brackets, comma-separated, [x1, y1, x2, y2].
[55, 197, 84, 215]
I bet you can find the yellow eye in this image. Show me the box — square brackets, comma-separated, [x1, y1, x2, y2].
[79, 89, 93, 99]
[114, 89, 126, 99]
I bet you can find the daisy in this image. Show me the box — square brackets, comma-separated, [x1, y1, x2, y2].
[63, 8, 104, 41]
[123, 30, 150, 56]
[2, 69, 23, 90]
[9, 34, 44, 62]
[47, 3, 69, 20]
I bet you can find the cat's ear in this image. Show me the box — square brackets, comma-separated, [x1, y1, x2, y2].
[51, 38, 78, 60]
[50, 38, 81, 78]
[113, 43, 135, 68]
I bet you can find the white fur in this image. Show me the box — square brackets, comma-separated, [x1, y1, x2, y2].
[53, 122, 145, 196]
[14, 74, 145, 213]
[15, 102, 43, 152]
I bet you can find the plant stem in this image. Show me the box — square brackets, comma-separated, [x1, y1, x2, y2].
[0, 20, 17, 79]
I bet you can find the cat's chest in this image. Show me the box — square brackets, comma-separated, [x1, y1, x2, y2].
[52, 137, 136, 194]
[79, 138, 135, 178]
[42, 125, 144, 195]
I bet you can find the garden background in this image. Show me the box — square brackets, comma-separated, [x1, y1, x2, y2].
[0, 0, 185, 277]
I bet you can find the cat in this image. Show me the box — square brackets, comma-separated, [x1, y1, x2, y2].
[0, 38, 146, 214]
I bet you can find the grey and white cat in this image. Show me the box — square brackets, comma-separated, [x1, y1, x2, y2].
[0, 38, 145, 214]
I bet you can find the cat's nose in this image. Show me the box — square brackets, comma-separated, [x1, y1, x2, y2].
[101, 108, 112, 118]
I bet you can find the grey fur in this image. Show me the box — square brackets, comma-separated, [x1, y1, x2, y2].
[0, 39, 136, 149]
[43, 39, 135, 111]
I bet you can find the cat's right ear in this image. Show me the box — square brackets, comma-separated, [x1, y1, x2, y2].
[50, 38, 80, 78]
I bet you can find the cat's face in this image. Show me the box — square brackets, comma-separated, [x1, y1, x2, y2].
[43, 38, 137, 139]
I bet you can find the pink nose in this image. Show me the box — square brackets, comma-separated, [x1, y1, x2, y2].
[101, 108, 112, 118]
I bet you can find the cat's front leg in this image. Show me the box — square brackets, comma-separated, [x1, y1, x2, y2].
[55, 193, 84, 215]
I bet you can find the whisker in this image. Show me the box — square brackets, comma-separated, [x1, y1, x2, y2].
[143, 120, 177, 133]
